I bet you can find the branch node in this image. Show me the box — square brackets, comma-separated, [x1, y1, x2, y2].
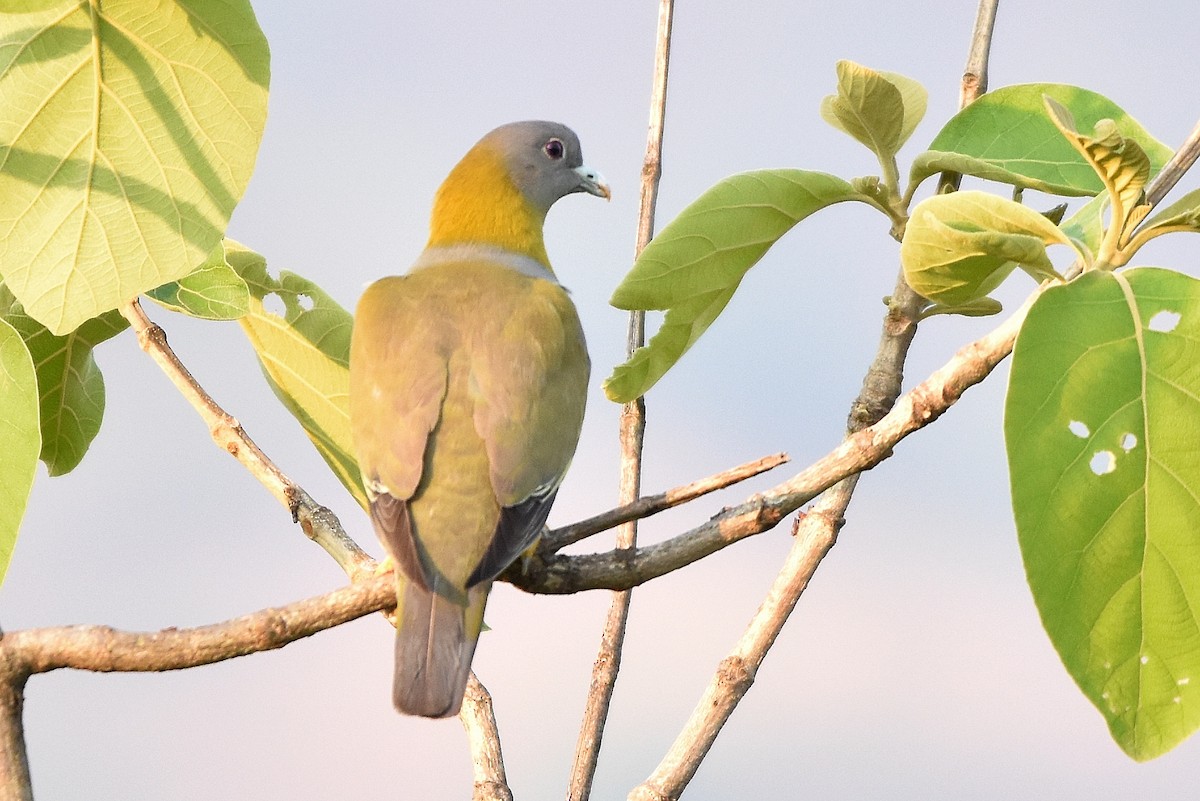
[715, 655, 753, 695]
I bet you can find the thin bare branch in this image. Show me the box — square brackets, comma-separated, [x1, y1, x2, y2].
[567, 2, 674, 797]
[461, 674, 513, 801]
[960, 0, 998, 106]
[118, 300, 373, 579]
[544, 452, 788, 552]
[0, 647, 32, 801]
[628, 8, 1001, 798]
[1146, 117, 1200, 207]
[1, 575, 394, 676]
[937, 0, 999, 195]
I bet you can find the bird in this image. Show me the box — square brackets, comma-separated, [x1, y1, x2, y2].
[349, 121, 609, 718]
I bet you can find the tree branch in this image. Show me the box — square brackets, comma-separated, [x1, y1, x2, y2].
[1, 576, 394, 675]
[118, 300, 374, 580]
[461, 674, 513, 801]
[567, 2, 674, 797]
[0, 643, 32, 801]
[544, 452, 788, 553]
[1146, 117, 1200, 207]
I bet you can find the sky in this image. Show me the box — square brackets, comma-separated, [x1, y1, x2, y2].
[4, 0, 1200, 799]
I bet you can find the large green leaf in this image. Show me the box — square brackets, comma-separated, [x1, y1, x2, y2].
[0, 1, 270, 334]
[0, 317, 40, 585]
[1006, 267, 1200, 761]
[226, 241, 366, 509]
[909, 84, 1172, 199]
[605, 170, 876, 402]
[146, 241, 250, 321]
[0, 281, 126, 475]
[901, 190, 1076, 306]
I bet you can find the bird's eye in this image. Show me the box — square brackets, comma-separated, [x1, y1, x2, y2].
[543, 138, 565, 160]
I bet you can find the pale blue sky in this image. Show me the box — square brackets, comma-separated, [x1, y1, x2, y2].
[5, 1, 1200, 799]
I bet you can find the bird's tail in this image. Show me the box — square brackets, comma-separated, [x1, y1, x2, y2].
[393, 575, 488, 718]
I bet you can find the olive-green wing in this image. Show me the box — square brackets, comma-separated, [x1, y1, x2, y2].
[467, 279, 589, 583]
[349, 275, 449, 585]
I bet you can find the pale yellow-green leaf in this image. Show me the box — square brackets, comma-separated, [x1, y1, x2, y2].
[0, 317, 40, 585]
[0, 1, 269, 334]
[1060, 194, 1107, 267]
[879, 69, 928, 149]
[1044, 96, 1151, 250]
[820, 60, 907, 160]
[1140, 189, 1200, 233]
[901, 191, 1078, 305]
[225, 241, 366, 509]
[146, 241, 250, 321]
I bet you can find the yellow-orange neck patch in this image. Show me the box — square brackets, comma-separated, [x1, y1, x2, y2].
[427, 144, 552, 270]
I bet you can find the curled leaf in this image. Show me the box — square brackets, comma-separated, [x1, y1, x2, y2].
[901, 191, 1077, 305]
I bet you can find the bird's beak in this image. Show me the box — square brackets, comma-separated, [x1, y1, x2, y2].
[574, 164, 611, 200]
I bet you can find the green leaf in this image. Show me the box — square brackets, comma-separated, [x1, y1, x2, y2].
[900, 191, 1076, 306]
[146, 241, 250, 321]
[909, 84, 1172, 198]
[1129, 189, 1200, 254]
[1060, 194, 1107, 266]
[820, 61, 926, 162]
[1006, 267, 1200, 761]
[605, 169, 876, 403]
[0, 317, 40, 585]
[919, 297, 1004, 319]
[0, 281, 126, 475]
[226, 241, 367, 509]
[0, 1, 270, 334]
[879, 69, 928, 150]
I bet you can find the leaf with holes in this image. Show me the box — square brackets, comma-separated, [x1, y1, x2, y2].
[901, 191, 1077, 306]
[1006, 267, 1200, 761]
[0, 281, 126, 475]
[0, 1, 269, 334]
[0, 317, 39, 585]
[909, 84, 1172, 198]
[226, 241, 366, 509]
[146, 241, 250, 321]
[605, 170, 878, 402]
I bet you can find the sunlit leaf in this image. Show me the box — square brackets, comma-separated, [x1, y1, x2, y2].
[909, 84, 1172, 198]
[1060, 194, 1107, 266]
[226, 241, 366, 509]
[820, 61, 908, 160]
[605, 170, 876, 402]
[1006, 267, 1200, 761]
[901, 191, 1077, 306]
[146, 241, 250, 321]
[0, 281, 126, 475]
[0, 1, 270, 334]
[0, 317, 39, 585]
[1044, 96, 1151, 249]
[1130, 189, 1200, 253]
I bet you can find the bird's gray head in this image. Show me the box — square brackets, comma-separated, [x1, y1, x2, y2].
[480, 121, 610, 211]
